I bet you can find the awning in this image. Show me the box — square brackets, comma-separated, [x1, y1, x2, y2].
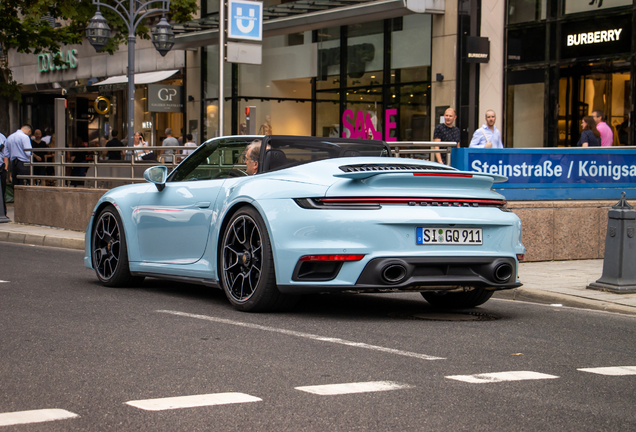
[95, 70, 179, 86]
[172, 0, 444, 50]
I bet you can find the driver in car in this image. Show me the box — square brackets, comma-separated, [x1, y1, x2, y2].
[244, 140, 267, 175]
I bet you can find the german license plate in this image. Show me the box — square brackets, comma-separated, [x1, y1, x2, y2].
[416, 227, 483, 245]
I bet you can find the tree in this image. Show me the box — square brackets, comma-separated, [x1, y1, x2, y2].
[0, 0, 198, 102]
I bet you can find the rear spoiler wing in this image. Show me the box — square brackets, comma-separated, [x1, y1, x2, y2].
[333, 168, 508, 183]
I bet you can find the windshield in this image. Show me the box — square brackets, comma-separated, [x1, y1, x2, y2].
[168, 137, 256, 182]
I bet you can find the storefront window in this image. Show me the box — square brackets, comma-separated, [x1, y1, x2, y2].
[564, 0, 631, 15]
[558, 65, 630, 146]
[237, 33, 313, 136]
[202, 15, 432, 141]
[508, 0, 547, 24]
[507, 26, 546, 65]
[203, 44, 232, 138]
[316, 91, 340, 137]
[506, 70, 544, 148]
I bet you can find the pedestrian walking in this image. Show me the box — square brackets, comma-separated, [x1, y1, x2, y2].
[182, 134, 197, 157]
[69, 136, 89, 187]
[43, 133, 56, 186]
[31, 129, 48, 182]
[433, 108, 460, 164]
[469, 110, 503, 149]
[577, 116, 601, 147]
[41, 127, 53, 145]
[104, 130, 124, 160]
[592, 110, 613, 147]
[161, 128, 179, 163]
[6, 124, 33, 186]
[0, 131, 9, 217]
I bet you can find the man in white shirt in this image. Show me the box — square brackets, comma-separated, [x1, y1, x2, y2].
[6, 124, 33, 185]
[469, 110, 504, 149]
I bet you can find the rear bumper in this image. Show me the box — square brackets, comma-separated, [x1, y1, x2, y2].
[278, 256, 521, 294]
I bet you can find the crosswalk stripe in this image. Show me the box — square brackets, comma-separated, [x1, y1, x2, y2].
[126, 393, 262, 411]
[0, 409, 78, 427]
[578, 366, 636, 376]
[295, 381, 412, 395]
[446, 371, 559, 384]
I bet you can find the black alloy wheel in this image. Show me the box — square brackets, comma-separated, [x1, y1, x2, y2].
[92, 206, 143, 287]
[220, 207, 295, 311]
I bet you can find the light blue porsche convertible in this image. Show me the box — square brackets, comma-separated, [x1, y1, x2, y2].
[85, 135, 524, 312]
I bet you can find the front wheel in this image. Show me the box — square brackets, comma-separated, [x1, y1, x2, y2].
[421, 288, 493, 309]
[92, 205, 144, 287]
[220, 207, 296, 312]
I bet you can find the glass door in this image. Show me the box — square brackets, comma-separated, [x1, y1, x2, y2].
[558, 63, 630, 146]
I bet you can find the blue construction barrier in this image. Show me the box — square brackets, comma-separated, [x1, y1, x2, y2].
[451, 147, 636, 200]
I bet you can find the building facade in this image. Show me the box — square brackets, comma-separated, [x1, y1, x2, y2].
[8, 38, 185, 147]
[7, 0, 532, 150]
[505, 0, 635, 147]
[178, 0, 462, 144]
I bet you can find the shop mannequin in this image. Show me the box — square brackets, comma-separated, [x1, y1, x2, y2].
[259, 115, 272, 135]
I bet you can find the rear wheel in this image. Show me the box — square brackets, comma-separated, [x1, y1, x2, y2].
[421, 288, 493, 309]
[220, 207, 296, 312]
[92, 205, 144, 287]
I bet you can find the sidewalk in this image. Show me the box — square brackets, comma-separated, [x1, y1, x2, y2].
[0, 205, 84, 250]
[2, 204, 636, 314]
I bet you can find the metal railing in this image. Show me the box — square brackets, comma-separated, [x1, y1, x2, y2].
[17, 145, 185, 188]
[390, 141, 456, 163]
[15, 141, 456, 188]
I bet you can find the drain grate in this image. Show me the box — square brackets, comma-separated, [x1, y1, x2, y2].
[389, 311, 501, 321]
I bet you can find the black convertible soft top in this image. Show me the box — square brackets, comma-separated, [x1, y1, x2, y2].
[259, 135, 392, 173]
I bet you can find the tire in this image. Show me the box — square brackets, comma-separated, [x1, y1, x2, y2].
[92, 205, 144, 287]
[220, 207, 296, 312]
[421, 288, 494, 309]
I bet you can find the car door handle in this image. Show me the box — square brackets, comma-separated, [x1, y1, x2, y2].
[197, 201, 211, 208]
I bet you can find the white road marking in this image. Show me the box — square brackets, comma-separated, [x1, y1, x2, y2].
[157, 310, 445, 361]
[0, 280, 8, 283]
[126, 392, 262, 411]
[446, 371, 559, 384]
[296, 381, 412, 395]
[0, 409, 78, 426]
[578, 366, 636, 376]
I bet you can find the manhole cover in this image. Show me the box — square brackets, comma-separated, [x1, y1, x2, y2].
[388, 312, 501, 321]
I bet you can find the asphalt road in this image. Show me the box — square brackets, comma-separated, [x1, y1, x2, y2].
[1, 242, 636, 431]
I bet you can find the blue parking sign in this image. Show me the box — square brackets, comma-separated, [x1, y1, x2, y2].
[228, 0, 263, 41]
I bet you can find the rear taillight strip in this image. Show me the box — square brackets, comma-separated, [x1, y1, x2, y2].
[413, 173, 473, 178]
[295, 197, 506, 209]
[318, 197, 506, 207]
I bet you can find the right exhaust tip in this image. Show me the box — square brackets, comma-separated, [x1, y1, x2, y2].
[494, 263, 513, 283]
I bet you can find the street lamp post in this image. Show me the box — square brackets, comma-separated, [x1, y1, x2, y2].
[86, 0, 175, 148]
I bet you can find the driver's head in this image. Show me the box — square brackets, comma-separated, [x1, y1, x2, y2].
[245, 140, 262, 175]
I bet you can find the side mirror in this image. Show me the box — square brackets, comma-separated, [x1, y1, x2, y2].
[144, 165, 168, 191]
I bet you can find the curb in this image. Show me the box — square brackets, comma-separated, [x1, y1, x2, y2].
[0, 231, 84, 250]
[494, 288, 636, 316]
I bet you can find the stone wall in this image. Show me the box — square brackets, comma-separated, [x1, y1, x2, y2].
[509, 201, 614, 262]
[14, 186, 108, 232]
[13, 186, 616, 262]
